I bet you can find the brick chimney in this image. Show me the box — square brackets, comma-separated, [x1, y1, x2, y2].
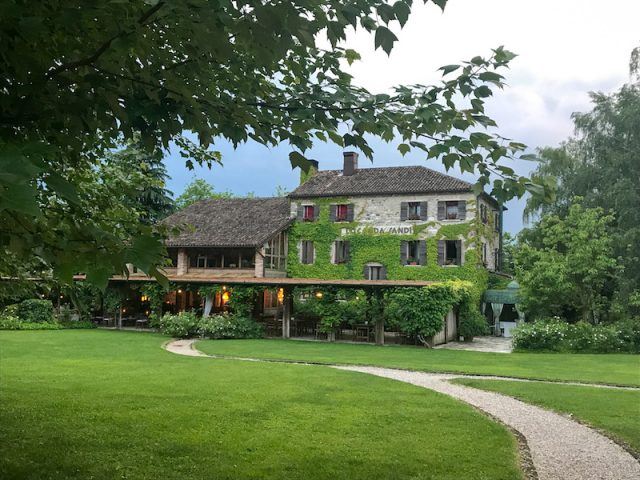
[299, 159, 319, 185]
[343, 151, 359, 176]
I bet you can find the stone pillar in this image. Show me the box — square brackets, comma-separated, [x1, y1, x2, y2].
[282, 286, 292, 339]
[254, 248, 265, 278]
[177, 248, 188, 276]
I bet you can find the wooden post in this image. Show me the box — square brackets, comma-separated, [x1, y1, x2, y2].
[367, 288, 385, 346]
[282, 286, 292, 339]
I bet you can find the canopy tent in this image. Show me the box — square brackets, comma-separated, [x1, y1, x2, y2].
[483, 281, 523, 336]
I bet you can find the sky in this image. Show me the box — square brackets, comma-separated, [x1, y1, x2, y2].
[163, 0, 640, 233]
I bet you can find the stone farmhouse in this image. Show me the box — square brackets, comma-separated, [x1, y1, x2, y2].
[118, 152, 507, 344]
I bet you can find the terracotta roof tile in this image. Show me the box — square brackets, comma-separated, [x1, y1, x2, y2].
[289, 166, 473, 198]
[163, 198, 292, 248]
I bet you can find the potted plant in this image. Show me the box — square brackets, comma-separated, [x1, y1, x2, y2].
[407, 257, 418, 266]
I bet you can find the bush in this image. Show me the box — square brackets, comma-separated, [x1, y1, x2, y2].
[513, 318, 639, 353]
[0, 315, 62, 330]
[512, 318, 569, 351]
[199, 314, 263, 339]
[59, 320, 96, 329]
[616, 317, 640, 353]
[16, 299, 54, 323]
[457, 289, 488, 340]
[158, 311, 201, 338]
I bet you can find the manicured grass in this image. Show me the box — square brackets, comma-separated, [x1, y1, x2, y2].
[0, 330, 522, 480]
[197, 338, 640, 386]
[453, 378, 640, 454]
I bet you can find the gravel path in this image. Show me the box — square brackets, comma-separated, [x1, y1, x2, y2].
[165, 339, 640, 480]
[337, 366, 640, 480]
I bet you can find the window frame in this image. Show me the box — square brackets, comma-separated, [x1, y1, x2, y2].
[444, 240, 460, 266]
[407, 202, 421, 220]
[333, 240, 350, 264]
[302, 205, 315, 222]
[445, 201, 459, 220]
[300, 240, 314, 264]
[335, 204, 348, 222]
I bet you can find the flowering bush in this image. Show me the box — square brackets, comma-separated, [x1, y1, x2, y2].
[157, 312, 263, 339]
[512, 318, 569, 351]
[199, 314, 263, 339]
[158, 311, 201, 338]
[513, 317, 640, 353]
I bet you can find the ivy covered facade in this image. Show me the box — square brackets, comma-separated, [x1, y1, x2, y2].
[111, 152, 504, 343]
[287, 152, 503, 291]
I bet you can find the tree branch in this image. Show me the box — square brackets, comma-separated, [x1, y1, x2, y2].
[44, 1, 165, 79]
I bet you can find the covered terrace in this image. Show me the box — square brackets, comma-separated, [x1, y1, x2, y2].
[95, 274, 440, 346]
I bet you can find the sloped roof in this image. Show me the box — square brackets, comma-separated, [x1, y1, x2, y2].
[163, 198, 292, 248]
[289, 165, 473, 198]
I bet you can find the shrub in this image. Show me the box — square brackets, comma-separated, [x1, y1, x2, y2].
[512, 318, 569, 351]
[457, 288, 488, 339]
[17, 299, 54, 323]
[616, 317, 640, 353]
[59, 320, 96, 329]
[199, 314, 263, 339]
[0, 315, 62, 330]
[513, 318, 639, 353]
[158, 311, 201, 338]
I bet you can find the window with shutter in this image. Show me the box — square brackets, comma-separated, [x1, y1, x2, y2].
[329, 205, 336, 222]
[335, 204, 348, 222]
[458, 201, 466, 220]
[445, 201, 459, 220]
[437, 202, 445, 220]
[494, 212, 500, 232]
[364, 263, 385, 280]
[418, 240, 427, 265]
[400, 240, 408, 265]
[419, 201, 428, 220]
[300, 240, 314, 264]
[302, 205, 315, 221]
[400, 202, 408, 221]
[443, 240, 461, 266]
[407, 202, 420, 220]
[333, 240, 350, 264]
[346, 203, 355, 221]
[437, 240, 445, 265]
[404, 240, 424, 265]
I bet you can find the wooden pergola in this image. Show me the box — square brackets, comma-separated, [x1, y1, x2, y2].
[79, 274, 437, 346]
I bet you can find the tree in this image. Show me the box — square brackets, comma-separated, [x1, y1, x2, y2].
[1, 0, 549, 287]
[104, 140, 175, 223]
[523, 59, 640, 311]
[516, 201, 619, 323]
[175, 179, 233, 210]
[500, 232, 517, 276]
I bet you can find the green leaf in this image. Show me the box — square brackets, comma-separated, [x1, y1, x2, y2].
[393, 1, 411, 27]
[439, 64, 460, 76]
[289, 151, 313, 172]
[344, 49, 361, 65]
[474, 85, 493, 98]
[374, 26, 398, 55]
[431, 0, 447, 11]
[397, 143, 410, 156]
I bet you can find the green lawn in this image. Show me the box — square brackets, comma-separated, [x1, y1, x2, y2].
[0, 330, 522, 480]
[197, 338, 640, 386]
[453, 378, 640, 454]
